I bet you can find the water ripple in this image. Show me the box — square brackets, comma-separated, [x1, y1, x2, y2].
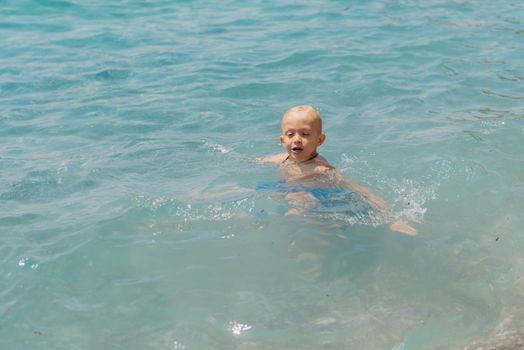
[1, 0, 523, 348]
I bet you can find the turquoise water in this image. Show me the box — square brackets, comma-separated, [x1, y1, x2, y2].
[1, 0, 523, 348]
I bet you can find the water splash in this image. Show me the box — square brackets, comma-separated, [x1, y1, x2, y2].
[229, 321, 252, 335]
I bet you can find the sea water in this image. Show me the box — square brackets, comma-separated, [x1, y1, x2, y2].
[1, 0, 523, 349]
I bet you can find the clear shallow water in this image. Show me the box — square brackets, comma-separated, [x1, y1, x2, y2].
[1, 0, 523, 348]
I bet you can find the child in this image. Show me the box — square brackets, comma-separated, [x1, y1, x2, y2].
[259, 105, 416, 235]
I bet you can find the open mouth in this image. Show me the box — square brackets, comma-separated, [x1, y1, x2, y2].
[291, 147, 303, 152]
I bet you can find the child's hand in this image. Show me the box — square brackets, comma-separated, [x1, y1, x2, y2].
[389, 220, 417, 236]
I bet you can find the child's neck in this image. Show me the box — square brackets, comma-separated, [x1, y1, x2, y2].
[285, 152, 318, 164]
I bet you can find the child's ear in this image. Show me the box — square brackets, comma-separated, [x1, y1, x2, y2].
[318, 134, 326, 146]
[279, 135, 284, 144]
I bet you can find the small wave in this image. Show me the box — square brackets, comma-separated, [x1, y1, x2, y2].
[133, 194, 257, 223]
[481, 89, 524, 100]
[89, 69, 132, 81]
[53, 32, 136, 50]
[202, 140, 231, 154]
[0, 77, 76, 95]
[0, 165, 98, 202]
[0, 213, 42, 227]
[256, 50, 324, 69]
[220, 82, 286, 99]
[32, 0, 79, 9]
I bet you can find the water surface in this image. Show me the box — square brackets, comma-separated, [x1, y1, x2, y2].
[1, 0, 524, 349]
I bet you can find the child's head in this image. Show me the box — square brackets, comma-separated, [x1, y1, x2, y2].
[280, 105, 326, 162]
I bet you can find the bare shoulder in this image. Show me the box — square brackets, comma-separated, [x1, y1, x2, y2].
[258, 153, 287, 164]
[313, 155, 335, 173]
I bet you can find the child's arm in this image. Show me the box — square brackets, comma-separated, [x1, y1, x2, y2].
[328, 171, 387, 211]
[331, 171, 417, 235]
[341, 179, 388, 212]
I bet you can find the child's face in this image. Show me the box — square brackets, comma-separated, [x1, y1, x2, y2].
[280, 109, 325, 162]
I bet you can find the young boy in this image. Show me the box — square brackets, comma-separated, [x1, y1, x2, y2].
[260, 105, 416, 235]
